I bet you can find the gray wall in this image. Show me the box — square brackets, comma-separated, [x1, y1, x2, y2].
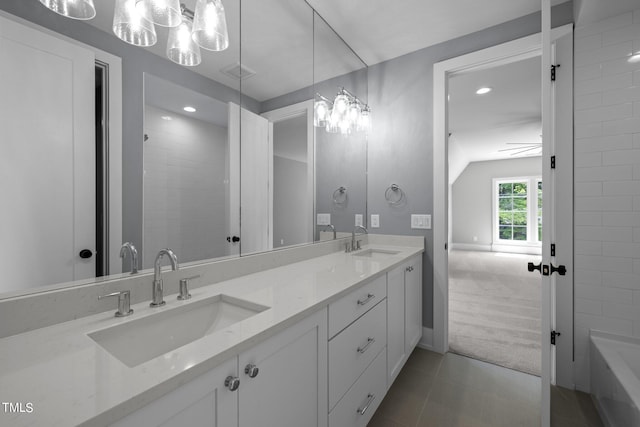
[143, 106, 229, 268]
[0, 0, 259, 271]
[451, 158, 542, 247]
[273, 117, 310, 248]
[273, 157, 308, 248]
[366, 2, 573, 328]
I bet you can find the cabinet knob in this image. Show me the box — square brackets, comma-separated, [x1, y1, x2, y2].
[244, 364, 259, 378]
[225, 376, 240, 391]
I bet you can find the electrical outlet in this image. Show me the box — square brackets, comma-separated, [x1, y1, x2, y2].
[355, 214, 363, 227]
[411, 214, 432, 229]
[317, 213, 330, 225]
[371, 214, 380, 228]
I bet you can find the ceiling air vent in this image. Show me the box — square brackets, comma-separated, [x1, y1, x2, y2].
[221, 63, 256, 80]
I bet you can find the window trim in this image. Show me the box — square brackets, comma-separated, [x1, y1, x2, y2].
[492, 176, 542, 247]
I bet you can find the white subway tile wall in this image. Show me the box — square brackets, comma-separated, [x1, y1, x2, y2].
[574, 7, 640, 392]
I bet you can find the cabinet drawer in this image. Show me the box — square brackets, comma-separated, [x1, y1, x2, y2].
[329, 274, 386, 338]
[329, 346, 387, 427]
[329, 299, 387, 410]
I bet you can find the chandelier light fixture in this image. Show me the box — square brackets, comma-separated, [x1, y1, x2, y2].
[315, 88, 371, 136]
[39, 0, 229, 67]
[38, 0, 96, 20]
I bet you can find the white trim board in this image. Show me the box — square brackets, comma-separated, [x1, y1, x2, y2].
[449, 243, 491, 252]
[417, 327, 434, 351]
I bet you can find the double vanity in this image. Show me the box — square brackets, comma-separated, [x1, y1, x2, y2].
[0, 235, 423, 427]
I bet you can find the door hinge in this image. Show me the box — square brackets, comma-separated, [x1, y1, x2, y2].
[551, 155, 556, 169]
[551, 243, 556, 257]
[551, 330, 561, 345]
[551, 64, 560, 81]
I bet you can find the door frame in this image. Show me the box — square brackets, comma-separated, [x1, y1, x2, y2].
[262, 100, 315, 245]
[432, 24, 573, 366]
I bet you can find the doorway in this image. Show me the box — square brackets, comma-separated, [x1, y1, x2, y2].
[433, 24, 575, 426]
[446, 56, 543, 375]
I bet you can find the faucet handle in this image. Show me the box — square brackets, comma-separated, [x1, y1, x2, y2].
[178, 275, 200, 300]
[98, 290, 133, 317]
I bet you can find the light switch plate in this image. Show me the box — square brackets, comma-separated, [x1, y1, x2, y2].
[411, 214, 432, 229]
[355, 214, 363, 227]
[371, 214, 380, 228]
[317, 213, 331, 225]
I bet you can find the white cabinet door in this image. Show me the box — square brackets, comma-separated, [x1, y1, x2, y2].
[238, 309, 328, 427]
[386, 265, 406, 387]
[112, 357, 238, 427]
[405, 257, 423, 354]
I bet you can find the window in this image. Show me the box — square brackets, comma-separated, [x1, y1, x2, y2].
[494, 177, 542, 245]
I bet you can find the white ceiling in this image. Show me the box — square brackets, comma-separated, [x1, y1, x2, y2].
[448, 55, 542, 168]
[305, 0, 569, 65]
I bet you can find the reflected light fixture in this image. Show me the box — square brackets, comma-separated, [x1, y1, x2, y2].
[629, 53, 640, 63]
[476, 87, 492, 95]
[192, 0, 229, 51]
[183, 106, 197, 112]
[135, 0, 182, 27]
[39, 0, 230, 68]
[112, 0, 157, 47]
[166, 10, 201, 66]
[39, 0, 96, 20]
[315, 88, 371, 137]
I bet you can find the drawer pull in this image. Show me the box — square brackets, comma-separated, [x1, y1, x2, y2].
[357, 393, 376, 415]
[357, 337, 375, 354]
[357, 293, 375, 306]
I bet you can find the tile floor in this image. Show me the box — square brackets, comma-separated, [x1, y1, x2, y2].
[368, 348, 603, 427]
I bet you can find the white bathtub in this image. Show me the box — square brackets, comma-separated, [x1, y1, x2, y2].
[590, 330, 640, 426]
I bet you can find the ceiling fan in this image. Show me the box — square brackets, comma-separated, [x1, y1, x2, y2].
[498, 142, 542, 156]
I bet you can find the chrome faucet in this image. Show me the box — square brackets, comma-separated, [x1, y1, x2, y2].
[324, 224, 337, 240]
[352, 225, 368, 251]
[151, 248, 179, 307]
[119, 242, 139, 274]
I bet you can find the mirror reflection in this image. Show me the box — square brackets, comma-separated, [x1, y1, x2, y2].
[0, 0, 368, 299]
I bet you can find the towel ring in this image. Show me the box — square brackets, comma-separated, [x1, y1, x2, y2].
[385, 184, 405, 205]
[333, 186, 347, 205]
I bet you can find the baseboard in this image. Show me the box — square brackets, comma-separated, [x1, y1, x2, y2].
[450, 243, 491, 252]
[491, 244, 542, 255]
[417, 327, 434, 351]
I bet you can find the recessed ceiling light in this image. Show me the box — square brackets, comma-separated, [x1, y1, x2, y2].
[476, 87, 492, 95]
[183, 106, 196, 113]
[628, 53, 640, 63]
[161, 116, 172, 121]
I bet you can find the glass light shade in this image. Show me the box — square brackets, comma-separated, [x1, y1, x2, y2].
[39, 0, 96, 20]
[113, 0, 157, 47]
[167, 18, 202, 67]
[326, 109, 338, 133]
[192, 0, 230, 51]
[347, 102, 360, 130]
[135, 0, 182, 27]
[358, 107, 371, 133]
[314, 100, 329, 127]
[333, 93, 349, 114]
[338, 119, 351, 136]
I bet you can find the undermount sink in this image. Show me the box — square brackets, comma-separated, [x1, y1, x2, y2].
[89, 294, 269, 367]
[352, 248, 401, 258]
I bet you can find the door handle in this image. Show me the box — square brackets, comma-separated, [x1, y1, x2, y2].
[226, 236, 240, 243]
[527, 262, 542, 273]
[550, 263, 567, 276]
[79, 249, 93, 259]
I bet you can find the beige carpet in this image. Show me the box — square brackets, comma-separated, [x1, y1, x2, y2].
[448, 249, 542, 376]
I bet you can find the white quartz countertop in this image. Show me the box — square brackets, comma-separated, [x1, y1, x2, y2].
[0, 243, 423, 427]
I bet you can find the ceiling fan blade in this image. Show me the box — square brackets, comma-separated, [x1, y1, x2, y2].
[510, 146, 543, 156]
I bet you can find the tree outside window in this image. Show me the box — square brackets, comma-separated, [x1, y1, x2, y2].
[494, 177, 542, 245]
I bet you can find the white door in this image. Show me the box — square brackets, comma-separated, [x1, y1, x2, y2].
[229, 103, 271, 255]
[541, 2, 575, 423]
[0, 15, 95, 293]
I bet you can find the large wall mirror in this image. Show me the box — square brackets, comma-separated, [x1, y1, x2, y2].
[0, 0, 367, 299]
